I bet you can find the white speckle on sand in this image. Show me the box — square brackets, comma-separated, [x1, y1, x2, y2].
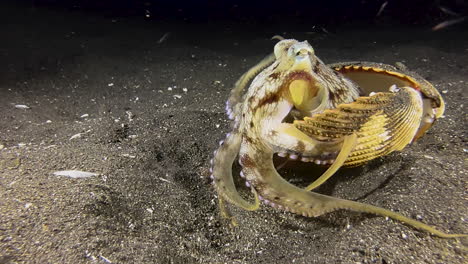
[53, 170, 98, 178]
[157, 32, 170, 44]
[15, 104, 30, 109]
[69, 133, 82, 140]
[126, 111, 134, 121]
[99, 255, 112, 263]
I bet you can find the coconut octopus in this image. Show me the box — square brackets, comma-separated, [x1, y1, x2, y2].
[210, 39, 465, 238]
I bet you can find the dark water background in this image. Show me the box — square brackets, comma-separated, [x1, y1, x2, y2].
[17, 0, 468, 26]
[1, 1, 467, 264]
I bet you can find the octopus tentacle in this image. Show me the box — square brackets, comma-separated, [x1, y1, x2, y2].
[305, 133, 358, 191]
[267, 123, 344, 156]
[215, 39, 465, 238]
[226, 53, 276, 118]
[240, 142, 466, 238]
[211, 131, 260, 211]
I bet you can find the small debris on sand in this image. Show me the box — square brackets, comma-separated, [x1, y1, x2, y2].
[52, 170, 99, 178]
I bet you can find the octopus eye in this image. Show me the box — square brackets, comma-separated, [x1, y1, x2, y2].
[295, 48, 310, 57]
[274, 39, 298, 59]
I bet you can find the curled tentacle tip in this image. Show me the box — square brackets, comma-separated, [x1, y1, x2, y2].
[219, 140, 224, 146]
[209, 174, 214, 180]
[271, 35, 285, 41]
[245, 181, 251, 187]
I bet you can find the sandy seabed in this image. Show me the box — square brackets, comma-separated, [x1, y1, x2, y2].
[0, 3, 467, 264]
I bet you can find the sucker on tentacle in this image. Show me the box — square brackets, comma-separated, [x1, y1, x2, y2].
[211, 131, 260, 212]
[239, 136, 464, 238]
[211, 38, 466, 238]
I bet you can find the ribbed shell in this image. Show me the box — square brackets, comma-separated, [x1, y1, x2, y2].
[294, 87, 423, 167]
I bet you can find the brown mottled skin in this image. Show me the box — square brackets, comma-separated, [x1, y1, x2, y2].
[211, 39, 466, 238]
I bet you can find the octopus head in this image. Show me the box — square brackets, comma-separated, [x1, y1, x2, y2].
[273, 39, 328, 115]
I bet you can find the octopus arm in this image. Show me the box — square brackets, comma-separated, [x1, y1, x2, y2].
[240, 142, 466, 238]
[226, 53, 276, 118]
[211, 132, 260, 212]
[304, 133, 358, 191]
[259, 99, 344, 156]
[266, 123, 343, 155]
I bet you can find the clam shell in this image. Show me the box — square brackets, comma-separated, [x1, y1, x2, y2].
[294, 87, 423, 166]
[329, 62, 445, 141]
